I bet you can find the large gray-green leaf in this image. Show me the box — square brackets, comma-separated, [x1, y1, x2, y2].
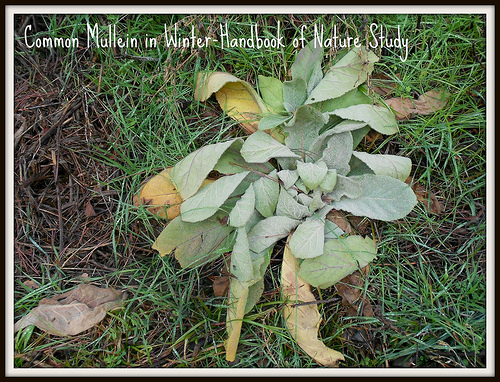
[352, 152, 412, 181]
[171, 139, 240, 199]
[229, 184, 256, 228]
[252, 170, 279, 218]
[283, 77, 308, 112]
[251, 246, 272, 281]
[291, 40, 324, 95]
[241, 130, 300, 163]
[327, 104, 398, 135]
[258, 113, 292, 131]
[308, 121, 365, 162]
[308, 190, 326, 213]
[289, 216, 325, 259]
[152, 214, 232, 268]
[214, 140, 274, 175]
[305, 47, 378, 104]
[258, 75, 286, 113]
[181, 171, 250, 223]
[247, 216, 300, 253]
[277, 169, 299, 190]
[296, 160, 328, 190]
[319, 169, 338, 193]
[230, 228, 254, 283]
[298, 235, 377, 288]
[317, 88, 374, 113]
[276, 185, 311, 220]
[330, 174, 417, 221]
[321, 132, 353, 175]
[327, 174, 362, 201]
[283, 105, 329, 160]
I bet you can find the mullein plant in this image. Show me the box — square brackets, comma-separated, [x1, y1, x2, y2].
[135, 42, 417, 366]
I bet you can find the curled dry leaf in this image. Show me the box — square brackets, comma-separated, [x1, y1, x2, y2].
[281, 236, 344, 367]
[370, 73, 401, 97]
[326, 210, 354, 235]
[14, 284, 126, 336]
[405, 176, 444, 214]
[194, 72, 268, 134]
[84, 200, 96, 217]
[335, 265, 375, 318]
[385, 89, 450, 121]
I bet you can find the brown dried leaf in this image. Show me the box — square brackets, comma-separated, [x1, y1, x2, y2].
[23, 280, 40, 290]
[282, 236, 345, 367]
[386, 89, 450, 121]
[413, 89, 451, 115]
[370, 73, 401, 97]
[346, 215, 370, 236]
[84, 200, 96, 217]
[406, 176, 444, 214]
[326, 210, 353, 235]
[336, 265, 374, 318]
[212, 275, 230, 297]
[14, 284, 126, 336]
[385, 97, 415, 120]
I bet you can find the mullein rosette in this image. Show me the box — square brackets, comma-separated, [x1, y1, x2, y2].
[137, 42, 417, 366]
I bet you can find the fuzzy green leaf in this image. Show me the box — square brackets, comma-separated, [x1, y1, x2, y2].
[247, 216, 300, 253]
[283, 77, 308, 112]
[308, 190, 326, 213]
[241, 130, 300, 163]
[305, 47, 378, 104]
[327, 174, 362, 201]
[276, 186, 311, 220]
[296, 160, 328, 190]
[277, 169, 299, 190]
[283, 105, 329, 159]
[258, 113, 292, 130]
[214, 140, 274, 175]
[291, 40, 324, 95]
[152, 215, 232, 268]
[324, 219, 344, 241]
[252, 170, 279, 218]
[181, 171, 250, 223]
[351, 152, 412, 182]
[230, 228, 254, 283]
[327, 104, 398, 135]
[258, 75, 285, 113]
[289, 217, 325, 259]
[330, 174, 418, 221]
[317, 88, 373, 113]
[298, 235, 377, 288]
[229, 185, 256, 228]
[321, 132, 353, 175]
[171, 139, 240, 200]
[319, 169, 338, 193]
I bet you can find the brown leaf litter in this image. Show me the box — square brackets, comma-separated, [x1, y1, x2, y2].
[14, 284, 127, 336]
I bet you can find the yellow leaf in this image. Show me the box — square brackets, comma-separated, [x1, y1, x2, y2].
[194, 72, 267, 134]
[133, 168, 215, 220]
[225, 279, 249, 362]
[133, 168, 183, 220]
[281, 235, 345, 367]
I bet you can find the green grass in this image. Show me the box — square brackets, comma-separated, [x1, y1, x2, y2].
[13, 13, 487, 369]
